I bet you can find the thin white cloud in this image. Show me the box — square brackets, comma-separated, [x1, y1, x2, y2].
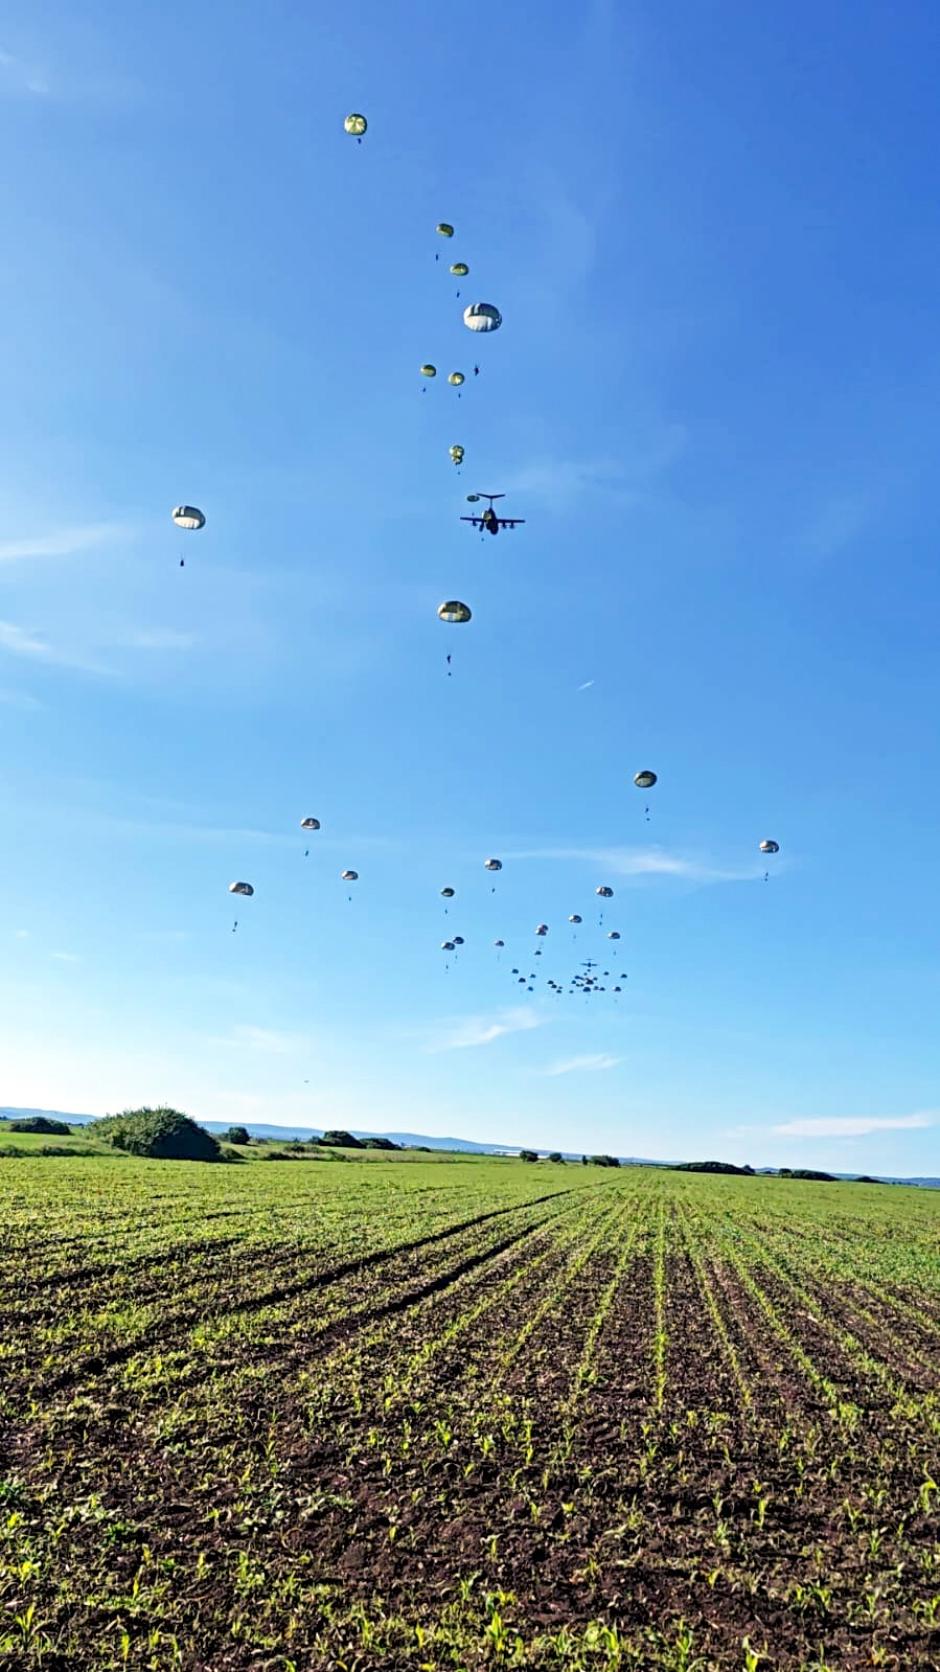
[50, 951, 80, 964]
[544, 1053, 622, 1077]
[211, 1025, 307, 1056]
[0, 620, 109, 675]
[805, 494, 872, 560]
[123, 630, 197, 651]
[427, 1007, 545, 1053]
[0, 687, 43, 709]
[772, 1113, 935, 1139]
[0, 49, 49, 96]
[577, 680, 595, 691]
[13, 929, 29, 940]
[503, 845, 761, 884]
[0, 523, 130, 563]
[0, 622, 52, 659]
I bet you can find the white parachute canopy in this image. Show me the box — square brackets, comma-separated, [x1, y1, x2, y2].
[463, 302, 502, 333]
[228, 881, 254, 897]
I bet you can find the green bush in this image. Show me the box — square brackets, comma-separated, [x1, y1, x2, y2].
[92, 1108, 223, 1162]
[319, 1129, 363, 1149]
[673, 1160, 754, 1176]
[519, 1149, 539, 1163]
[221, 1125, 251, 1145]
[589, 1154, 620, 1168]
[8, 1116, 71, 1135]
[547, 1152, 564, 1164]
[362, 1136, 399, 1150]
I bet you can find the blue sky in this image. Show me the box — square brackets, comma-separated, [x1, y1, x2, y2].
[3, 0, 940, 1173]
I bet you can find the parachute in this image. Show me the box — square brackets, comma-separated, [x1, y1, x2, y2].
[494, 939, 505, 948]
[441, 941, 456, 952]
[421, 363, 437, 378]
[449, 444, 465, 466]
[535, 924, 549, 937]
[172, 506, 205, 530]
[448, 371, 465, 387]
[568, 914, 582, 925]
[463, 302, 502, 333]
[344, 113, 367, 140]
[450, 263, 469, 278]
[607, 930, 621, 941]
[438, 600, 471, 623]
[440, 886, 455, 899]
[595, 886, 614, 899]
[340, 869, 358, 883]
[453, 935, 465, 946]
[466, 493, 480, 502]
[759, 838, 779, 883]
[484, 858, 502, 872]
[300, 817, 320, 831]
[436, 223, 454, 238]
[228, 881, 254, 897]
[634, 770, 657, 790]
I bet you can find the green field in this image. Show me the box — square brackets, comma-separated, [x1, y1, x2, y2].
[1, 1153, 939, 1669]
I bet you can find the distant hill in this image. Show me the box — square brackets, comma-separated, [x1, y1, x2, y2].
[1, 1108, 936, 1185]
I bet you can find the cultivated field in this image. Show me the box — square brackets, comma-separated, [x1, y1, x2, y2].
[1, 1154, 938, 1669]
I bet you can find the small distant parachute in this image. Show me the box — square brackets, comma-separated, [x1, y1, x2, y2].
[759, 838, 780, 883]
[535, 923, 549, 937]
[300, 817, 320, 831]
[436, 223, 454, 239]
[340, 869, 358, 883]
[448, 371, 465, 387]
[607, 930, 621, 941]
[440, 886, 455, 899]
[441, 941, 456, 952]
[484, 858, 502, 873]
[172, 505, 205, 530]
[449, 444, 465, 466]
[466, 493, 480, 503]
[634, 770, 657, 790]
[229, 881, 254, 897]
[494, 939, 505, 948]
[450, 263, 469, 278]
[464, 302, 502, 333]
[453, 935, 465, 946]
[596, 886, 614, 899]
[438, 599, 471, 623]
[421, 363, 437, 378]
[344, 113, 367, 141]
[568, 914, 582, 925]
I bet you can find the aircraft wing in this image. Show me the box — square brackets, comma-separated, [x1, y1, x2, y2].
[459, 517, 483, 527]
[498, 518, 526, 528]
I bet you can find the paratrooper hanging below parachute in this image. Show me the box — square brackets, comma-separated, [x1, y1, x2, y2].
[172, 505, 205, 568]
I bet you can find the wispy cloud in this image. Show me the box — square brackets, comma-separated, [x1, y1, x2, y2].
[507, 428, 686, 515]
[772, 1113, 935, 1140]
[13, 929, 29, 940]
[0, 49, 49, 96]
[123, 630, 197, 651]
[805, 494, 873, 560]
[544, 1053, 621, 1077]
[0, 523, 130, 563]
[0, 686, 43, 710]
[210, 1024, 307, 1056]
[427, 1007, 546, 1052]
[503, 845, 761, 884]
[50, 951, 80, 964]
[0, 620, 109, 674]
[577, 680, 595, 691]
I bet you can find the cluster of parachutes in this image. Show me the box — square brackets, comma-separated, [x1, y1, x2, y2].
[180, 114, 783, 969]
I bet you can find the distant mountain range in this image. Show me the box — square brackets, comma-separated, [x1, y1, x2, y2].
[1, 1108, 937, 1186]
